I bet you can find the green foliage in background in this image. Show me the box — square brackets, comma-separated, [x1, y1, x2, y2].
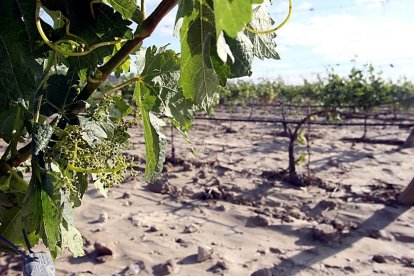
[218, 65, 414, 110]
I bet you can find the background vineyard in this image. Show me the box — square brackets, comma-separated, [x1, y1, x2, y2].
[1, 0, 414, 274]
[99, 65, 414, 187]
[105, 65, 414, 124]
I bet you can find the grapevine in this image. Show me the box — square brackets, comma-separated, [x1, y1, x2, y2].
[0, 0, 292, 259]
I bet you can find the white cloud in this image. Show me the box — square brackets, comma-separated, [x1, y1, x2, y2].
[356, 0, 389, 9]
[278, 14, 414, 63]
[143, 0, 413, 83]
[296, 2, 314, 11]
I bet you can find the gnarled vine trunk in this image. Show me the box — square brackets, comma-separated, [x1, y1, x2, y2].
[361, 115, 368, 140]
[286, 110, 332, 184]
[281, 101, 288, 135]
[403, 128, 414, 148]
[288, 135, 297, 180]
[397, 130, 414, 205]
[398, 177, 414, 206]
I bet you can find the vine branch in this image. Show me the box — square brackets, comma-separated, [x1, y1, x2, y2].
[0, 0, 178, 171]
[292, 109, 336, 138]
[6, 0, 177, 178]
[72, 0, 179, 106]
[0, 143, 32, 174]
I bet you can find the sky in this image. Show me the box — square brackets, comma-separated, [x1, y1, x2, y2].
[144, 0, 414, 84]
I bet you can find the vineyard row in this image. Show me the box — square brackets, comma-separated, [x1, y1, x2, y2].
[194, 116, 414, 128]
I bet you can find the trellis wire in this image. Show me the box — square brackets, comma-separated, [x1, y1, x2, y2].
[194, 116, 414, 127]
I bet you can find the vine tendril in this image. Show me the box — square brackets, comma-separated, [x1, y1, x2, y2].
[245, 0, 292, 35]
[67, 163, 128, 174]
[35, 0, 129, 56]
[104, 77, 140, 95]
[89, 0, 103, 20]
[141, 0, 146, 18]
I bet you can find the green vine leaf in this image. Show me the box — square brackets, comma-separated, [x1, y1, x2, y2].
[79, 118, 108, 147]
[145, 112, 167, 182]
[0, 0, 43, 110]
[225, 32, 255, 78]
[60, 191, 84, 257]
[112, 96, 132, 117]
[33, 123, 54, 155]
[40, 74, 80, 117]
[72, 173, 88, 207]
[0, 183, 42, 253]
[94, 178, 109, 198]
[106, 0, 143, 23]
[60, 224, 84, 257]
[139, 46, 194, 133]
[0, 106, 25, 143]
[133, 82, 167, 182]
[295, 151, 307, 165]
[216, 32, 235, 64]
[40, 189, 62, 259]
[178, 0, 220, 112]
[41, 0, 133, 79]
[245, 5, 280, 60]
[214, 0, 263, 38]
[297, 129, 307, 145]
[0, 175, 11, 192]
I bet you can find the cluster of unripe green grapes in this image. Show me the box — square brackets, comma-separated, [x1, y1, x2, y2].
[46, 97, 136, 192]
